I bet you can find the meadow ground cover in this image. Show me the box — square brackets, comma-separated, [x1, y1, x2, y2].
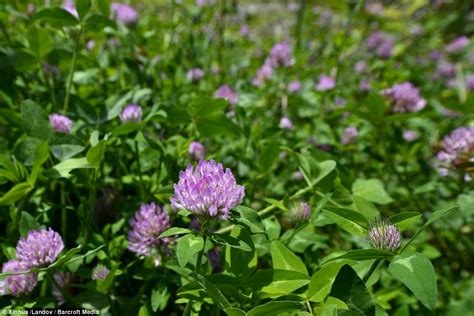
[0, 0, 473, 315]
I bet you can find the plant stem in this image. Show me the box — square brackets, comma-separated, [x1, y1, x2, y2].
[362, 259, 383, 284]
[294, 0, 307, 51]
[134, 140, 145, 200]
[305, 300, 313, 315]
[285, 223, 307, 246]
[63, 26, 83, 114]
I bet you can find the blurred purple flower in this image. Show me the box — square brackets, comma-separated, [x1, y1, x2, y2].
[368, 218, 401, 252]
[16, 228, 64, 268]
[86, 40, 96, 51]
[170, 160, 245, 219]
[0, 260, 37, 296]
[44, 63, 59, 77]
[120, 104, 142, 123]
[403, 130, 419, 142]
[315, 75, 335, 91]
[214, 85, 238, 105]
[128, 203, 171, 260]
[435, 61, 455, 78]
[279, 117, 293, 130]
[207, 249, 222, 272]
[111, 2, 138, 25]
[366, 31, 393, 58]
[292, 171, 304, 181]
[445, 36, 469, 54]
[334, 97, 346, 107]
[240, 25, 250, 37]
[341, 127, 358, 145]
[287, 81, 302, 92]
[359, 80, 371, 91]
[92, 264, 109, 281]
[189, 141, 205, 161]
[354, 61, 368, 73]
[466, 75, 474, 90]
[381, 82, 426, 112]
[436, 127, 474, 178]
[62, 0, 78, 18]
[52, 272, 72, 305]
[187, 68, 205, 82]
[252, 62, 273, 86]
[49, 114, 72, 133]
[365, 2, 383, 16]
[290, 202, 311, 222]
[196, 0, 216, 6]
[269, 42, 294, 67]
[429, 49, 443, 61]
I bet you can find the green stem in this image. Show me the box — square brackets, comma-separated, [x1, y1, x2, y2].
[63, 26, 83, 114]
[305, 300, 313, 315]
[294, 0, 307, 51]
[362, 259, 383, 284]
[134, 140, 145, 200]
[285, 223, 307, 246]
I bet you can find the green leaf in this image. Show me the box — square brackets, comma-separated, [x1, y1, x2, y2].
[388, 252, 437, 310]
[225, 227, 257, 277]
[307, 262, 347, 302]
[314, 160, 337, 186]
[76, 0, 91, 20]
[84, 13, 115, 31]
[29, 141, 49, 185]
[352, 179, 393, 205]
[258, 142, 280, 172]
[282, 146, 313, 188]
[247, 301, 304, 316]
[457, 191, 474, 216]
[211, 233, 252, 252]
[176, 234, 204, 267]
[389, 212, 422, 230]
[50, 144, 85, 160]
[322, 207, 368, 235]
[329, 265, 375, 316]
[159, 227, 192, 238]
[188, 96, 228, 118]
[232, 206, 265, 234]
[263, 198, 287, 212]
[0, 182, 32, 205]
[20, 100, 52, 140]
[34, 8, 79, 28]
[151, 283, 170, 312]
[45, 246, 82, 270]
[224, 308, 246, 316]
[271, 240, 308, 275]
[96, 0, 110, 16]
[111, 121, 140, 136]
[401, 206, 458, 252]
[19, 212, 40, 237]
[252, 269, 310, 295]
[49, 157, 95, 178]
[86, 140, 107, 167]
[191, 272, 231, 310]
[322, 249, 393, 264]
[28, 27, 53, 58]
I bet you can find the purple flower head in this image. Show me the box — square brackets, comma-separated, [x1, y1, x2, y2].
[341, 127, 358, 145]
[0, 260, 37, 296]
[290, 202, 311, 222]
[466, 75, 474, 90]
[445, 36, 469, 54]
[189, 141, 205, 161]
[366, 31, 393, 58]
[86, 40, 96, 51]
[207, 249, 222, 273]
[268, 42, 294, 67]
[111, 2, 138, 25]
[435, 61, 455, 78]
[359, 80, 371, 91]
[120, 104, 142, 123]
[196, 0, 216, 6]
[128, 203, 170, 260]
[429, 49, 443, 61]
[279, 117, 293, 130]
[62, 0, 78, 18]
[187, 68, 205, 82]
[49, 114, 72, 133]
[365, 2, 383, 16]
[240, 25, 250, 37]
[367, 218, 401, 252]
[214, 85, 238, 105]
[292, 171, 304, 181]
[287, 81, 302, 92]
[354, 61, 368, 73]
[316, 75, 336, 91]
[381, 82, 426, 113]
[403, 130, 419, 142]
[334, 97, 347, 107]
[92, 264, 109, 281]
[252, 62, 273, 86]
[170, 160, 245, 219]
[16, 228, 64, 268]
[436, 127, 474, 177]
[44, 63, 60, 77]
